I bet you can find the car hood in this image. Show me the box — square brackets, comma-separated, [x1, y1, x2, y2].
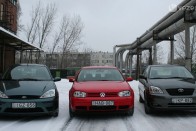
[72, 81, 131, 92]
[0, 80, 55, 96]
[148, 79, 196, 89]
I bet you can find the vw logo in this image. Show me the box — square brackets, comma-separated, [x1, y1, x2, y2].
[178, 89, 184, 93]
[100, 93, 105, 97]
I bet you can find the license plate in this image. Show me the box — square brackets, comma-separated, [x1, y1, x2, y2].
[12, 103, 36, 108]
[92, 101, 114, 106]
[172, 98, 193, 103]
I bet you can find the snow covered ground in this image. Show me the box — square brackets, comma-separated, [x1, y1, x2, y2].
[1, 79, 196, 131]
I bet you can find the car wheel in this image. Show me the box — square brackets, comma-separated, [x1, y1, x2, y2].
[144, 95, 153, 114]
[52, 109, 59, 117]
[139, 95, 144, 103]
[69, 105, 75, 117]
[127, 107, 134, 116]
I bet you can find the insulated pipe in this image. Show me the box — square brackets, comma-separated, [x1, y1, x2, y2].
[120, 0, 196, 51]
[115, 47, 127, 68]
[115, 0, 191, 49]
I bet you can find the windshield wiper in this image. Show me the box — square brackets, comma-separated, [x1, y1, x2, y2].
[14, 78, 41, 81]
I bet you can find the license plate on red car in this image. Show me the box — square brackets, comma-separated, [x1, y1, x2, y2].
[92, 101, 114, 106]
[12, 103, 36, 108]
[172, 98, 193, 103]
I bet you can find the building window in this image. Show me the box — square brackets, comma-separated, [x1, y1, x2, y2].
[0, 4, 4, 21]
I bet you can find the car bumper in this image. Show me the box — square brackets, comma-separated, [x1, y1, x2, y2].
[70, 97, 134, 113]
[0, 97, 58, 116]
[147, 94, 196, 110]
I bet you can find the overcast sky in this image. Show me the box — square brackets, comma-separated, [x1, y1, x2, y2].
[19, 0, 182, 52]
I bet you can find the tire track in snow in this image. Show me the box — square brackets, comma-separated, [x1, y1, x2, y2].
[61, 117, 73, 131]
[0, 117, 25, 131]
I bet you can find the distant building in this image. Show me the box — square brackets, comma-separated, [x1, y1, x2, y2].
[45, 52, 91, 69]
[90, 52, 113, 66]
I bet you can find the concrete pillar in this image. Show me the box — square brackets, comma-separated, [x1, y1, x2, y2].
[129, 55, 133, 77]
[170, 36, 174, 64]
[136, 48, 140, 80]
[125, 52, 130, 75]
[149, 48, 153, 65]
[120, 52, 123, 71]
[185, 24, 191, 71]
[153, 42, 157, 65]
[113, 46, 116, 66]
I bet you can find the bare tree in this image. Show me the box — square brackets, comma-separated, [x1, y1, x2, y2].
[175, 26, 196, 66]
[16, 0, 23, 34]
[59, 15, 84, 68]
[24, 2, 57, 63]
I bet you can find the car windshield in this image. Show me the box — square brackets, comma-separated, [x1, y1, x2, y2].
[77, 68, 124, 82]
[149, 66, 194, 79]
[3, 65, 52, 81]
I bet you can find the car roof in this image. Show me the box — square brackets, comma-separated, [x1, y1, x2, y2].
[13, 64, 47, 67]
[82, 66, 117, 69]
[149, 64, 184, 67]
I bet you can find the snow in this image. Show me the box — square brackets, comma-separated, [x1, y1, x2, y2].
[0, 79, 196, 131]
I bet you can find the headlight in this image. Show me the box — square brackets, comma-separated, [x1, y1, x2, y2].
[40, 89, 55, 98]
[0, 91, 8, 98]
[118, 91, 131, 97]
[73, 91, 86, 98]
[149, 86, 163, 94]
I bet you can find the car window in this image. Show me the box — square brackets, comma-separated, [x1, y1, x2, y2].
[77, 68, 124, 82]
[149, 66, 194, 79]
[3, 65, 52, 80]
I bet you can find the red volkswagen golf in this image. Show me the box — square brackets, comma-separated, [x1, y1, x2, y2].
[69, 66, 134, 117]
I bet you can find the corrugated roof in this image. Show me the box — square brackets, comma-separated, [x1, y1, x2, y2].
[0, 27, 42, 51]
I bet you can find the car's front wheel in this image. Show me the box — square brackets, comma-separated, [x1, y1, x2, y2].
[69, 105, 75, 117]
[144, 93, 153, 114]
[127, 107, 134, 116]
[139, 95, 144, 103]
[52, 109, 59, 117]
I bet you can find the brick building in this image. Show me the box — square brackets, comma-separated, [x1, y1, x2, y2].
[0, 0, 17, 33]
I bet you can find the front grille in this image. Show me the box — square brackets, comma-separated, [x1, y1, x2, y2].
[89, 106, 116, 111]
[166, 88, 194, 96]
[8, 95, 40, 99]
[168, 103, 196, 108]
[5, 108, 43, 113]
[76, 106, 87, 110]
[87, 92, 117, 97]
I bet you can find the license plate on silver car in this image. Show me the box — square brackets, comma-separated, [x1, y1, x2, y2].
[172, 98, 193, 103]
[92, 101, 114, 106]
[12, 103, 36, 108]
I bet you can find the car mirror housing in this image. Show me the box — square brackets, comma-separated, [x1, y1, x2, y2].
[69, 78, 75, 82]
[139, 74, 146, 79]
[126, 77, 133, 82]
[54, 77, 61, 82]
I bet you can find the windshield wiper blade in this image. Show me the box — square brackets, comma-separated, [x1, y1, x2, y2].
[15, 78, 40, 81]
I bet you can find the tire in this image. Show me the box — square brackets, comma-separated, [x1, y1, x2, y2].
[144, 95, 153, 114]
[69, 105, 75, 117]
[139, 95, 144, 103]
[52, 109, 59, 117]
[127, 107, 134, 116]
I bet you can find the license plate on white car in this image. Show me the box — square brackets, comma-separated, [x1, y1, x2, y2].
[172, 98, 193, 103]
[92, 101, 114, 106]
[12, 103, 36, 108]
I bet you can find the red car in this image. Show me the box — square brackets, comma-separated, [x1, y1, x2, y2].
[69, 66, 134, 117]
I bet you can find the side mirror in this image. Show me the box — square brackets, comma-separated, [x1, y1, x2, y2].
[126, 77, 133, 82]
[54, 77, 61, 82]
[69, 78, 75, 82]
[139, 74, 146, 79]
